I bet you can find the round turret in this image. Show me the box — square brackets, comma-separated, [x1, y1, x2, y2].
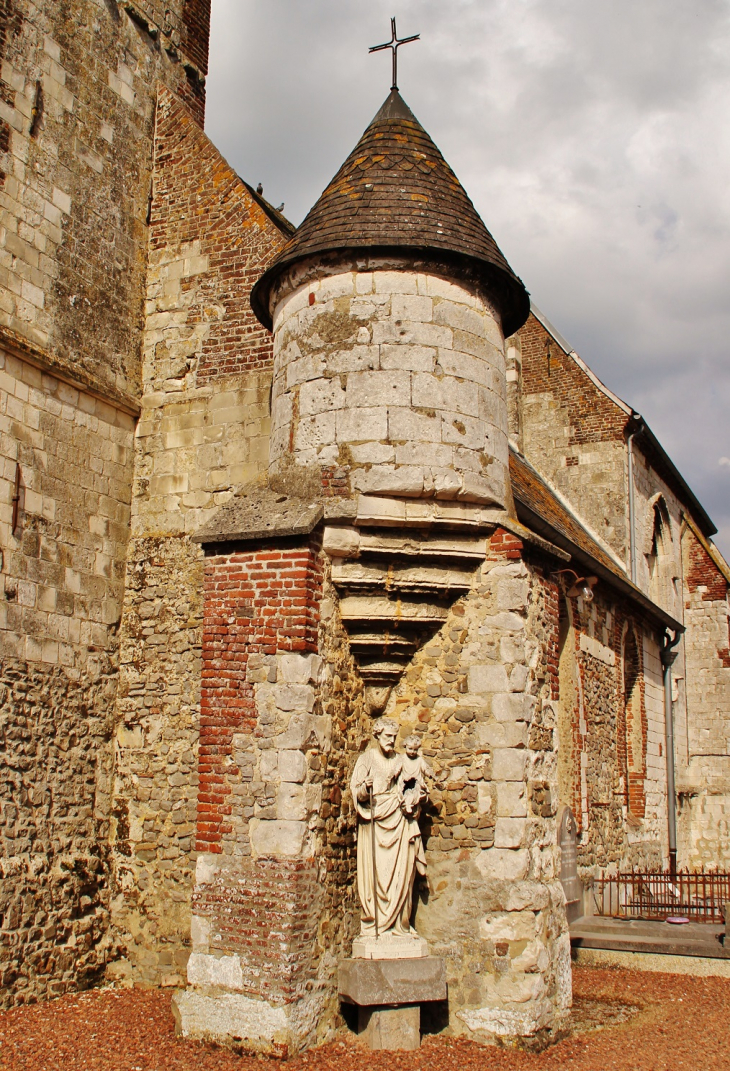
[251, 91, 530, 509]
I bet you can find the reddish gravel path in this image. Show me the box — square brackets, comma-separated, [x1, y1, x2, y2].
[0, 967, 728, 1071]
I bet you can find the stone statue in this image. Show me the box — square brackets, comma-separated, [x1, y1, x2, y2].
[350, 719, 428, 943]
[398, 734, 433, 818]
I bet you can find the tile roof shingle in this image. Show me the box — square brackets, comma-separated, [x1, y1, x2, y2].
[251, 90, 529, 335]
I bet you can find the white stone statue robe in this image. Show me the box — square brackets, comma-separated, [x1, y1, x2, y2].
[350, 747, 427, 937]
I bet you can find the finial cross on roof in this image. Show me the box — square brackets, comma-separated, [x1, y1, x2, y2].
[369, 17, 420, 92]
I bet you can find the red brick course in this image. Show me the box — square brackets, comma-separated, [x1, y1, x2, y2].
[192, 856, 321, 1011]
[151, 89, 291, 383]
[196, 542, 323, 854]
[182, 0, 211, 76]
[518, 315, 627, 446]
[489, 527, 524, 560]
[686, 527, 729, 602]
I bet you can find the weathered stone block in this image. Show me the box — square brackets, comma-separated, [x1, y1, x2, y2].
[479, 911, 536, 942]
[357, 1005, 420, 1051]
[172, 989, 306, 1056]
[346, 369, 411, 408]
[391, 294, 433, 323]
[497, 782, 527, 817]
[187, 952, 244, 990]
[339, 957, 446, 1005]
[476, 848, 531, 882]
[494, 817, 527, 848]
[492, 748, 527, 781]
[469, 664, 510, 694]
[250, 818, 308, 857]
[278, 750, 308, 783]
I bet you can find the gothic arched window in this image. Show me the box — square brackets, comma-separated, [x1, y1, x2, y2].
[621, 627, 645, 818]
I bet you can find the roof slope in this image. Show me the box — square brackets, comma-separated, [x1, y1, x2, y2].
[251, 90, 529, 335]
[510, 448, 683, 631]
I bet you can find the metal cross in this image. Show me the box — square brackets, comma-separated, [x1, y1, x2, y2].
[369, 17, 420, 92]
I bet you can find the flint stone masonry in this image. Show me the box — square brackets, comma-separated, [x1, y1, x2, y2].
[268, 266, 510, 507]
[0, 658, 115, 1006]
[0, 343, 133, 1008]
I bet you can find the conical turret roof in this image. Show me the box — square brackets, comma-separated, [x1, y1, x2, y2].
[251, 90, 529, 335]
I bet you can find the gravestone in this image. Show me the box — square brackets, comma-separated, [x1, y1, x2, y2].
[558, 806, 583, 922]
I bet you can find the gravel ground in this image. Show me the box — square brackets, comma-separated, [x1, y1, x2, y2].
[0, 966, 727, 1071]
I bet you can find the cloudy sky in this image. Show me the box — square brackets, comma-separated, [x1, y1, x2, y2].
[204, 0, 730, 557]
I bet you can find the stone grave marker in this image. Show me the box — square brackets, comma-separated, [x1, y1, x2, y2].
[558, 805, 583, 922]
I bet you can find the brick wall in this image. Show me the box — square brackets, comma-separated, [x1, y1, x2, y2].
[110, 84, 290, 986]
[150, 88, 289, 386]
[541, 568, 667, 871]
[191, 857, 321, 1013]
[197, 542, 322, 856]
[516, 314, 628, 561]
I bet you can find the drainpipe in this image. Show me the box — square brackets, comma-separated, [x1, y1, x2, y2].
[627, 418, 644, 585]
[661, 629, 681, 878]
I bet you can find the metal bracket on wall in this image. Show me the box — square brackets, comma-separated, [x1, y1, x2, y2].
[11, 462, 21, 534]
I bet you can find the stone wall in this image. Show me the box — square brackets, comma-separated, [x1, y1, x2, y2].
[629, 448, 683, 621]
[173, 521, 573, 1051]
[0, 0, 212, 1006]
[549, 581, 667, 874]
[0, 0, 209, 398]
[676, 523, 730, 866]
[109, 86, 290, 985]
[381, 530, 571, 1041]
[269, 265, 510, 507]
[0, 342, 135, 1006]
[176, 544, 369, 1055]
[516, 314, 628, 562]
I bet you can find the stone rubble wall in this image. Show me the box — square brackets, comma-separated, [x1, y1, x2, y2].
[0, 0, 212, 1006]
[269, 266, 510, 507]
[0, 658, 117, 1006]
[0, 345, 134, 1006]
[368, 528, 572, 1039]
[178, 549, 369, 1055]
[108, 84, 289, 984]
[676, 524, 730, 866]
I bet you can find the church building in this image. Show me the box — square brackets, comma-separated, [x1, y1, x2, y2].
[0, 0, 728, 1056]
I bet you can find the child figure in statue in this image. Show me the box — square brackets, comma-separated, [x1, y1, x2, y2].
[398, 733, 432, 818]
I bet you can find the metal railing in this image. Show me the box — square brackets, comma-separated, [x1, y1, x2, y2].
[591, 870, 730, 923]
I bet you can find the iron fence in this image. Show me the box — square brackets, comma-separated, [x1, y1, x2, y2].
[591, 870, 730, 923]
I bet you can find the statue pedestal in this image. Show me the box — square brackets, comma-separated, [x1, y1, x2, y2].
[352, 934, 429, 959]
[339, 955, 447, 1050]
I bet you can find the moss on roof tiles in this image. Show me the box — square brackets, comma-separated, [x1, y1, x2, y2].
[251, 90, 529, 335]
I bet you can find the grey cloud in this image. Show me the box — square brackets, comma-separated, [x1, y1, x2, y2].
[205, 0, 730, 555]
